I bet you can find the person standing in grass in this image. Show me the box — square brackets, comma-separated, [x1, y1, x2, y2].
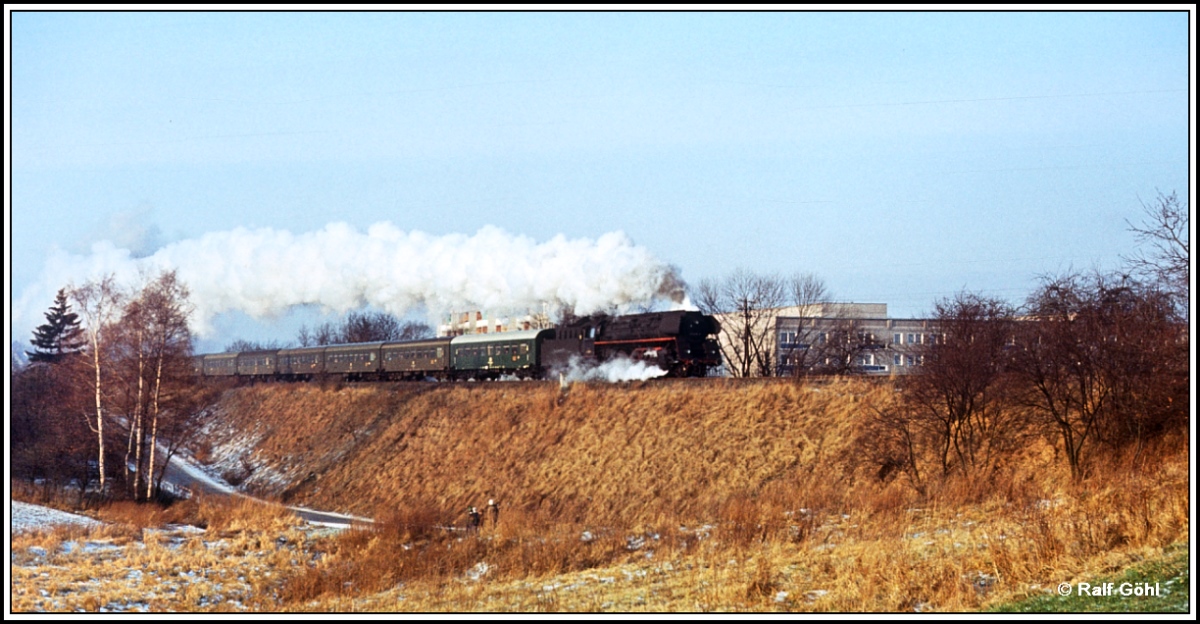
[467, 506, 481, 531]
[487, 499, 500, 527]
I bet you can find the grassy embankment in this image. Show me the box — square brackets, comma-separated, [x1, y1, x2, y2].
[13, 378, 1190, 612]
[199, 379, 1189, 612]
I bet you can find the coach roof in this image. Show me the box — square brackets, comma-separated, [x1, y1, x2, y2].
[450, 329, 552, 346]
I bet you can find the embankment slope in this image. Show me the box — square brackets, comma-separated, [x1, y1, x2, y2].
[198, 379, 881, 524]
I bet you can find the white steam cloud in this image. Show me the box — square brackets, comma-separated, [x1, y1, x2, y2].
[16, 223, 688, 337]
[561, 355, 670, 383]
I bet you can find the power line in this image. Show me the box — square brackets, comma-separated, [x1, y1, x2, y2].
[797, 88, 1185, 110]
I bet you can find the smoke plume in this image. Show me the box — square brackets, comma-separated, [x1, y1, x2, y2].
[16, 223, 688, 337]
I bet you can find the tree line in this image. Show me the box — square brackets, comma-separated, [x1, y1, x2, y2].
[13, 271, 207, 502]
[694, 269, 889, 377]
[225, 311, 433, 352]
[863, 274, 1186, 488]
[695, 191, 1188, 483]
[11, 276, 437, 502]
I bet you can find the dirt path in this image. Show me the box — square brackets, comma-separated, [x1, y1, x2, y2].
[163, 451, 372, 528]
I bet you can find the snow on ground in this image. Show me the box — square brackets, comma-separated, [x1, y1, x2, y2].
[288, 505, 373, 525]
[11, 501, 104, 534]
[169, 448, 236, 495]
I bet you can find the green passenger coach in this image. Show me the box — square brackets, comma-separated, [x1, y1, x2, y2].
[381, 337, 453, 379]
[450, 329, 554, 379]
[323, 342, 384, 377]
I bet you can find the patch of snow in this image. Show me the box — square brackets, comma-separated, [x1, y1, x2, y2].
[465, 561, 491, 581]
[11, 501, 103, 534]
[287, 505, 373, 525]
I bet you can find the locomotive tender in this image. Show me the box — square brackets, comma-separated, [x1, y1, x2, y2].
[194, 310, 722, 381]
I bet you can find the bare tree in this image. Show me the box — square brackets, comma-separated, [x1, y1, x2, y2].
[70, 275, 125, 493]
[296, 324, 314, 348]
[136, 271, 195, 500]
[695, 269, 786, 377]
[342, 311, 432, 343]
[225, 339, 286, 352]
[105, 271, 196, 500]
[1124, 190, 1189, 319]
[1012, 273, 1101, 479]
[781, 305, 885, 377]
[313, 321, 341, 345]
[819, 314, 880, 375]
[151, 383, 218, 499]
[900, 292, 1027, 478]
[112, 293, 149, 497]
[297, 311, 432, 346]
[341, 311, 399, 343]
[1087, 281, 1187, 461]
[11, 346, 95, 491]
[777, 273, 831, 376]
[860, 401, 927, 495]
[1011, 271, 1183, 479]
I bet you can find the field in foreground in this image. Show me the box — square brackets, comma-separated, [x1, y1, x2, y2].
[12, 379, 1192, 612]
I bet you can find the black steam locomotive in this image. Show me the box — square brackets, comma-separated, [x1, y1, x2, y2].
[194, 310, 722, 381]
[548, 310, 722, 378]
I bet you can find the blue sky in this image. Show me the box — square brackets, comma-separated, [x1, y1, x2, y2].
[7, 10, 1192, 352]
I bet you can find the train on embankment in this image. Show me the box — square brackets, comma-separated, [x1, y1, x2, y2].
[193, 310, 722, 381]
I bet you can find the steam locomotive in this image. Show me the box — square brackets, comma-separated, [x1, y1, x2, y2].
[193, 310, 722, 381]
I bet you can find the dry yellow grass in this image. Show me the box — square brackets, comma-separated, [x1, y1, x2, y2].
[14, 378, 1189, 612]
[205, 379, 880, 526]
[11, 494, 315, 613]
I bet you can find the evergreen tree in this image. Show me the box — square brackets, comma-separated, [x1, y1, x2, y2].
[27, 288, 85, 363]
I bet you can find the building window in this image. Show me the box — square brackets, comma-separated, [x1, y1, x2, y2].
[894, 354, 901, 366]
[905, 355, 914, 366]
[907, 333, 915, 344]
[893, 333, 901, 344]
